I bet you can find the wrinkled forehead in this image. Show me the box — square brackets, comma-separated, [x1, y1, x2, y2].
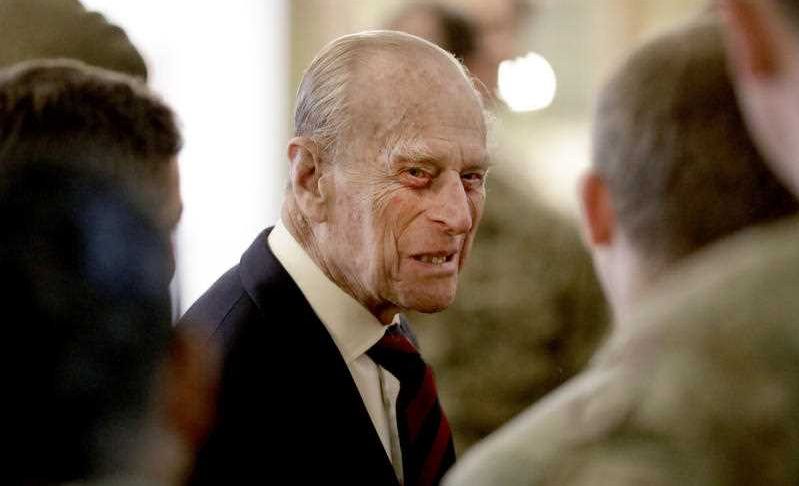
[384, 128, 489, 171]
[347, 47, 486, 144]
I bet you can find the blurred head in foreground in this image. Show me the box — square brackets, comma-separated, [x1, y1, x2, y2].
[580, 19, 798, 322]
[0, 59, 183, 266]
[3, 162, 213, 485]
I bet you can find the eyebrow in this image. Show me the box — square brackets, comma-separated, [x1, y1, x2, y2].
[464, 159, 492, 172]
[387, 138, 438, 165]
[386, 138, 492, 171]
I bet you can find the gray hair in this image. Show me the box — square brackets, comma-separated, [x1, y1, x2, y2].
[292, 29, 478, 161]
[591, 19, 798, 266]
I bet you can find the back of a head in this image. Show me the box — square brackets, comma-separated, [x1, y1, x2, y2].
[0, 59, 182, 228]
[593, 19, 798, 267]
[3, 162, 173, 484]
[0, 0, 147, 78]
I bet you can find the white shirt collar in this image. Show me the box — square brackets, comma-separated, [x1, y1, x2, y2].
[268, 220, 390, 363]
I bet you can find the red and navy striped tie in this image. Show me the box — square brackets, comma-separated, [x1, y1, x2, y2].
[367, 318, 455, 486]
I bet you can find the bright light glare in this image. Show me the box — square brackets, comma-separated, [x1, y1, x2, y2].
[497, 52, 557, 112]
[80, 0, 288, 313]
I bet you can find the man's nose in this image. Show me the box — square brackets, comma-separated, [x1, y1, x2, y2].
[429, 172, 473, 235]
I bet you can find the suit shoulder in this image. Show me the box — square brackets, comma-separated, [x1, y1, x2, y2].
[179, 265, 256, 342]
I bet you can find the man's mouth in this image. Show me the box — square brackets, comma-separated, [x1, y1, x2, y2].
[412, 252, 456, 266]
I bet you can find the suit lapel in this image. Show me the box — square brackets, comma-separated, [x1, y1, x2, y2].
[239, 229, 400, 485]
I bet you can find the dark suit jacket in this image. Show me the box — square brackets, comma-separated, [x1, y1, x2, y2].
[181, 228, 400, 485]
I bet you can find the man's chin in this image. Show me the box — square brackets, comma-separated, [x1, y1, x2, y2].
[399, 292, 457, 314]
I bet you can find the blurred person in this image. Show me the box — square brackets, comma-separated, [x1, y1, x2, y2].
[387, 2, 608, 452]
[0, 0, 147, 78]
[4, 162, 214, 486]
[0, 59, 183, 263]
[491, 1, 799, 483]
[530, 218, 799, 486]
[498, 1, 799, 481]
[508, 0, 799, 482]
[443, 18, 799, 485]
[0, 0, 192, 311]
[180, 31, 489, 486]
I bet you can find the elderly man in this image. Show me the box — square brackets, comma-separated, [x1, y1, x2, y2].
[443, 18, 799, 485]
[181, 31, 488, 486]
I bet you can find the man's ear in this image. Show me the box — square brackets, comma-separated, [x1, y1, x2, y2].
[719, 0, 779, 79]
[287, 137, 329, 223]
[579, 170, 615, 247]
[160, 327, 220, 451]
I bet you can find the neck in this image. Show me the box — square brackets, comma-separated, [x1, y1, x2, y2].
[282, 203, 316, 259]
[374, 305, 402, 326]
[282, 203, 399, 325]
[596, 242, 659, 327]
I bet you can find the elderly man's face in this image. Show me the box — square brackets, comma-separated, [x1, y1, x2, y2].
[321, 53, 488, 322]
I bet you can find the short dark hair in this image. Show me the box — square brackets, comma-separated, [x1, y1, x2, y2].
[592, 20, 799, 265]
[0, 59, 181, 222]
[4, 162, 173, 483]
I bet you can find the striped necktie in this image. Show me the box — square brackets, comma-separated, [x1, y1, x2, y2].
[367, 316, 455, 486]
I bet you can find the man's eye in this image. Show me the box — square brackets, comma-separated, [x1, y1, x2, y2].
[407, 168, 428, 179]
[462, 172, 485, 183]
